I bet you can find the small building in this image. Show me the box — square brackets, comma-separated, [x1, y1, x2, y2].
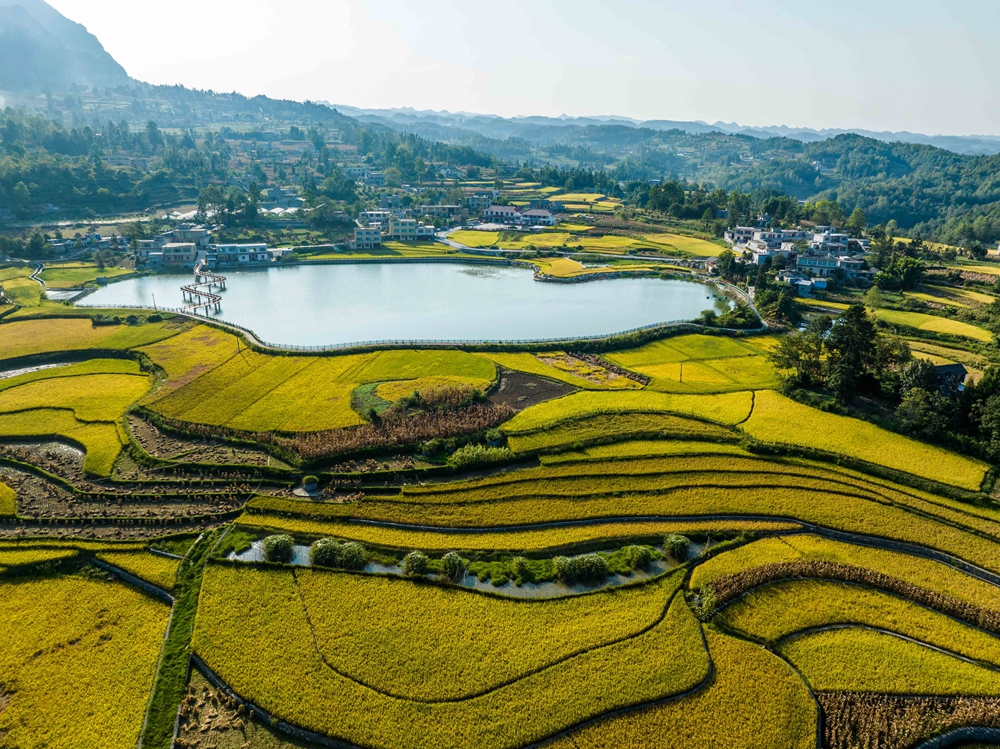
[419, 205, 465, 221]
[935, 363, 969, 394]
[352, 225, 383, 250]
[519, 209, 556, 227]
[482, 205, 521, 224]
[160, 243, 198, 266]
[388, 218, 418, 241]
[210, 243, 270, 267]
[359, 211, 394, 229]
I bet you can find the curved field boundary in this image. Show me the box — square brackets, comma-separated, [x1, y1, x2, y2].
[91, 557, 174, 605]
[915, 727, 1000, 747]
[291, 569, 686, 704]
[776, 624, 1000, 676]
[707, 562, 1000, 632]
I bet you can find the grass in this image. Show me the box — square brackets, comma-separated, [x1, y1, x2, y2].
[296, 567, 675, 700]
[718, 579, 1000, 668]
[97, 551, 181, 591]
[780, 627, 1000, 695]
[236, 513, 799, 552]
[742, 390, 989, 490]
[503, 390, 755, 433]
[39, 263, 135, 289]
[0, 317, 183, 362]
[508, 412, 734, 454]
[551, 629, 816, 748]
[0, 480, 15, 516]
[691, 534, 1000, 615]
[0, 265, 43, 306]
[192, 564, 708, 749]
[0, 409, 126, 476]
[0, 572, 170, 749]
[0, 547, 78, 566]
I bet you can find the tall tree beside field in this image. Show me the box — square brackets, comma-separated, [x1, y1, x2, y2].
[824, 305, 877, 404]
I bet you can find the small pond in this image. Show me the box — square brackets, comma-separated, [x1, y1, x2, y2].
[78, 262, 731, 348]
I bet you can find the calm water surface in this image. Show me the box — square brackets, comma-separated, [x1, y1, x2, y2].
[79, 263, 730, 347]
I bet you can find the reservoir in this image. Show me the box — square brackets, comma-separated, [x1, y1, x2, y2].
[78, 262, 732, 348]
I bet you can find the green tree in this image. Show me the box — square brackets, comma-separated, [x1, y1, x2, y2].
[846, 207, 868, 237]
[825, 305, 877, 403]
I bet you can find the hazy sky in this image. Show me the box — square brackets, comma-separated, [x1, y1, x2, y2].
[47, 0, 1000, 135]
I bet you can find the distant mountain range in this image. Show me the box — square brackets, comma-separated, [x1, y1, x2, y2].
[330, 105, 1000, 157]
[0, 0, 129, 92]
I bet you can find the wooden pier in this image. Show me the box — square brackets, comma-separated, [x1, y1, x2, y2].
[181, 260, 227, 312]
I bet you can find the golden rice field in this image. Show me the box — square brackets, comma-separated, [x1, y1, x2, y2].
[0, 574, 170, 749]
[96, 551, 180, 591]
[743, 390, 988, 490]
[0, 317, 183, 361]
[6, 305, 1000, 747]
[192, 564, 708, 749]
[236, 511, 798, 553]
[547, 630, 817, 749]
[503, 390, 755, 433]
[780, 628, 1000, 696]
[0, 480, 15, 516]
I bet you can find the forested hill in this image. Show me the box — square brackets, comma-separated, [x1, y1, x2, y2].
[704, 134, 1000, 245]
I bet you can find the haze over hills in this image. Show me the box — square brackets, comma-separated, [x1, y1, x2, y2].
[0, 0, 129, 92]
[331, 105, 1000, 157]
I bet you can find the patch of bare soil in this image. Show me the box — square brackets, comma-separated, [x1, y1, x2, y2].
[326, 455, 417, 474]
[0, 519, 223, 541]
[129, 415, 291, 469]
[177, 672, 313, 749]
[0, 442, 87, 484]
[489, 368, 575, 412]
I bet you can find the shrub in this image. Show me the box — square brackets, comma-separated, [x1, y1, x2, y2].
[403, 551, 429, 576]
[554, 554, 609, 584]
[262, 535, 294, 564]
[664, 534, 691, 559]
[302, 475, 319, 491]
[450, 444, 513, 470]
[310, 538, 343, 568]
[339, 542, 367, 571]
[511, 556, 530, 582]
[622, 545, 655, 571]
[441, 552, 465, 580]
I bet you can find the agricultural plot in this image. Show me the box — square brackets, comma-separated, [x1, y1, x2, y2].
[296, 567, 676, 700]
[876, 308, 994, 342]
[476, 352, 609, 389]
[0, 265, 43, 306]
[605, 334, 780, 393]
[548, 629, 816, 749]
[0, 410, 130, 476]
[781, 628, 1000, 696]
[193, 564, 708, 749]
[0, 372, 150, 421]
[97, 551, 181, 590]
[691, 534, 1000, 615]
[717, 579, 1000, 668]
[640, 233, 727, 257]
[39, 263, 135, 289]
[0, 480, 15, 515]
[0, 573, 170, 749]
[503, 390, 755, 434]
[235, 512, 798, 553]
[539, 438, 751, 465]
[0, 317, 183, 362]
[148, 344, 497, 433]
[743, 390, 988, 490]
[449, 230, 501, 248]
[507, 412, 734, 454]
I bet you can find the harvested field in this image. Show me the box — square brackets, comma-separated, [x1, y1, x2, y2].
[488, 368, 576, 412]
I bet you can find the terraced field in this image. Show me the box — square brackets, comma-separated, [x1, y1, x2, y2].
[3, 311, 1000, 748]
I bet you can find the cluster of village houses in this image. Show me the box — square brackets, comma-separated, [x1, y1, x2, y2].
[723, 225, 873, 296]
[350, 190, 558, 249]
